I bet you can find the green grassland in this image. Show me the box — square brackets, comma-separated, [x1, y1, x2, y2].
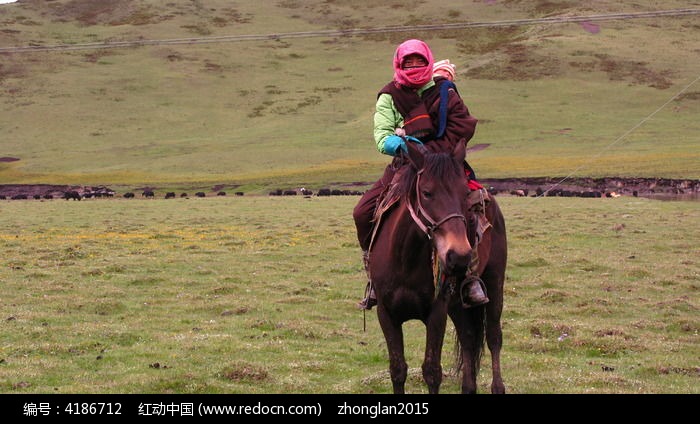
[0, 0, 698, 395]
[0, 195, 697, 394]
[1, 0, 699, 193]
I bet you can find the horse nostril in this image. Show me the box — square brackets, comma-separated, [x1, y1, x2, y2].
[446, 249, 471, 274]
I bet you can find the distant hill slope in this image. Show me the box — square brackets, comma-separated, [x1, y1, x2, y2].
[1, 0, 698, 193]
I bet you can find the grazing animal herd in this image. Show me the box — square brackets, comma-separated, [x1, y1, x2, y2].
[3, 182, 676, 201]
[267, 188, 363, 196]
[0, 186, 364, 201]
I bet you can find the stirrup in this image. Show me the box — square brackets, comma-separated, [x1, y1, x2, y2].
[358, 281, 377, 310]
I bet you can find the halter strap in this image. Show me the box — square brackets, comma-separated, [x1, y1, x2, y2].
[406, 169, 467, 239]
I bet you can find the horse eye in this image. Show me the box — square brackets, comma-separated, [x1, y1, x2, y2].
[422, 190, 432, 199]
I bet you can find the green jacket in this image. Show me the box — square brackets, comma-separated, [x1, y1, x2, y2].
[373, 80, 435, 155]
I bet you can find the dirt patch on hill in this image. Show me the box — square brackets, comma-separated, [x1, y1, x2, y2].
[467, 143, 490, 153]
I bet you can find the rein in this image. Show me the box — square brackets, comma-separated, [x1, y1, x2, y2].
[406, 169, 467, 239]
[405, 167, 469, 300]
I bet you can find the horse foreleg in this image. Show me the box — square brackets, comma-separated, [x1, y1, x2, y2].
[449, 308, 479, 394]
[377, 308, 408, 394]
[485, 286, 506, 394]
[422, 300, 448, 394]
[486, 323, 505, 394]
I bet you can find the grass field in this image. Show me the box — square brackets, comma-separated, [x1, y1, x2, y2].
[0, 195, 697, 394]
[0, 0, 697, 396]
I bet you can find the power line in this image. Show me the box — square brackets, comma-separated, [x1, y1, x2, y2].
[1, 8, 698, 53]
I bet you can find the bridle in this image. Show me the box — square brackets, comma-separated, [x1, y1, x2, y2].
[406, 168, 467, 240]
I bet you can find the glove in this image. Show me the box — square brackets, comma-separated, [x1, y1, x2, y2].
[383, 135, 407, 156]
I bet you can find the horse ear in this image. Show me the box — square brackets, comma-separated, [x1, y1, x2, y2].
[406, 139, 425, 168]
[453, 139, 467, 162]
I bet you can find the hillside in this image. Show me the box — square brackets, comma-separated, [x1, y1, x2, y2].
[1, 0, 699, 194]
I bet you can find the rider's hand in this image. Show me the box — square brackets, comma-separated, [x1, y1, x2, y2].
[383, 135, 408, 156]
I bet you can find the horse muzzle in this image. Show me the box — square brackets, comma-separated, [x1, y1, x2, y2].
[438, 235, 472, 277]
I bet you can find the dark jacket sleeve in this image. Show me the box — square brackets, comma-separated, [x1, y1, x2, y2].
[424, 89, 477, 154]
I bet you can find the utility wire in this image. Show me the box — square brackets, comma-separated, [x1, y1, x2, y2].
[1, 8, 699, 53]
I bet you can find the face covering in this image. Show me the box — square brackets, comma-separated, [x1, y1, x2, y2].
[392, 39, 434, 88]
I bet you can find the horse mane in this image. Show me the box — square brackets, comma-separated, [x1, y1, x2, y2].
[393, 159, 417, 197]
[372, 149, 463, 226]
[395, 149, 463, 198]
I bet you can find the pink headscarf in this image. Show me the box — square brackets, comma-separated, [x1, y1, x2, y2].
[392, 39, 434, 89]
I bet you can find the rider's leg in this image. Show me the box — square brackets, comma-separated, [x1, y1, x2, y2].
[353, 166, 396, 310]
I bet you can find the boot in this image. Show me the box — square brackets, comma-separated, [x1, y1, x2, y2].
[460, 276, 489, 308]
[357, 250, 377, 310]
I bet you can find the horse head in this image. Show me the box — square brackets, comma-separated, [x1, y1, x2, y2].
[404, 139, 472, 277]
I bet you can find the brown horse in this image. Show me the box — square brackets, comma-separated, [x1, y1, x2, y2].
[368, 140, 507, 394]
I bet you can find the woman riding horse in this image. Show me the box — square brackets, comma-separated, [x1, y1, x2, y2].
[353, 39, 487, 309]
[367, 139, 508, 394]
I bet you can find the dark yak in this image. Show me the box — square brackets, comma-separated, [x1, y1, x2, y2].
[63, 191, 81, 201]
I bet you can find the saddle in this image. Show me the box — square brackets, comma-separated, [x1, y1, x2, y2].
[467, 186, 492, 245]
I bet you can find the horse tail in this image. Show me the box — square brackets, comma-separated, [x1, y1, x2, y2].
[472, 306, 486, 377]
[453, 329, 461, 373]
[453, 305, 486, 378]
